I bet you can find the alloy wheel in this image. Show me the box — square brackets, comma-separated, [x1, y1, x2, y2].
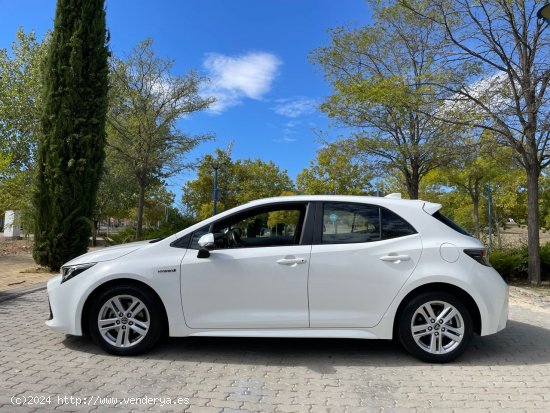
[97, 294, 150, 348]
[410, 300, 465, 355]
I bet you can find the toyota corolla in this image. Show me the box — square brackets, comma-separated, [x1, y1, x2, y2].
[46, 195, 508, 362]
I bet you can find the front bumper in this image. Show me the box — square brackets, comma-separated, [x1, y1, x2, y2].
[45, 275, 82, 335]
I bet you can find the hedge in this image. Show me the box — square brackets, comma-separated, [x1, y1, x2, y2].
[490, 243, 550, 280]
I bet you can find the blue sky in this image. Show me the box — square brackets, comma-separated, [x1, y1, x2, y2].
[0, 0, 371, 205]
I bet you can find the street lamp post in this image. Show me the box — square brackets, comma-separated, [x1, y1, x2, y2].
[212, 163, 220, 216]
[487, 181, 492, 249]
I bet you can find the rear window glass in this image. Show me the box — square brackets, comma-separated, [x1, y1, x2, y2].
[432, 211, 471, 236]
[320, 203, 417, 244]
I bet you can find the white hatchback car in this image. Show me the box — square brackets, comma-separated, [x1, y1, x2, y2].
[46, 195, 508, 362]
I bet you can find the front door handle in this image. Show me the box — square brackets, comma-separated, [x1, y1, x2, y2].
[277, 257, 307, 266]
[380, 254, 410, 262]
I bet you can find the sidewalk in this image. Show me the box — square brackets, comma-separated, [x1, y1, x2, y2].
[0, 253, 55, 292]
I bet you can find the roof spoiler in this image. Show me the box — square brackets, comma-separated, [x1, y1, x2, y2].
[423, 202, 442, 215]
[384, 193, 402, 199]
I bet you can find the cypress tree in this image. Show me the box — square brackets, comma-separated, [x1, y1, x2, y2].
[33, 0, 109, 271]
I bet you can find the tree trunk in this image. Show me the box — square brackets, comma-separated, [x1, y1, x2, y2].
[472, 194, 480, 239]
[92, 219, 98, 247]
[494, 210, 502, 249]
[136, 183, 145, 239]
[526, 165, 541, 286]
[406, 168, 420, 200]
[407, 183, 419, 200]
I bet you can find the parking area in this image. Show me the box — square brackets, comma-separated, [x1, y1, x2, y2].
[0, 289, 549, 412]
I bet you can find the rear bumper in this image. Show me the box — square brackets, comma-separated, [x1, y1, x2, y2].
[475, 266, 509, 336]
[495, 285, 509, 333]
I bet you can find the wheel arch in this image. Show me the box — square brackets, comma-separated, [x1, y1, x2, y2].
[392, 282, 482, 336]
[81, 278, 169, 336]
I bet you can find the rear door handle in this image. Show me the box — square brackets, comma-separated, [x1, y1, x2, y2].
[380, 254, 410, 262]
[277, 257, 307, 266]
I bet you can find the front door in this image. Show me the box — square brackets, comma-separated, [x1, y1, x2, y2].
[180, 203, 312, 329]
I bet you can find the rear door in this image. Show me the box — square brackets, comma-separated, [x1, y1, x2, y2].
[308, 202, 422, 328]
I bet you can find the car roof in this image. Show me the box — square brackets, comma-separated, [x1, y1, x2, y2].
[167, 194, 443, 243]
[246, 195, 440, 212]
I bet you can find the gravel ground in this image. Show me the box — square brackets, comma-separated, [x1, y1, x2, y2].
[0, 238, 33, 257]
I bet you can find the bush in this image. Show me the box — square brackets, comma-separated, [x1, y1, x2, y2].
[489, 247, 528, 280]
[107, 219, 196, 245]
[490, 243, 550, 281]
[540, 243, 550, 279]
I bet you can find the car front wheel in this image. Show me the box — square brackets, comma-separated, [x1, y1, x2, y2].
[88, 285, 163, 356]
[398, 292, 473, 363]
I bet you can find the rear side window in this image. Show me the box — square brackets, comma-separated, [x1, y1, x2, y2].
[432, 211, 471, 236]
[322, 203, 381, 244]
[321, 203, 417, 244]
[381, 208, 416, 239]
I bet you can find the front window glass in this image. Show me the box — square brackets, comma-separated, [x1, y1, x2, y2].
[189, 224, 210, 250]
[212, 205, 306, 248]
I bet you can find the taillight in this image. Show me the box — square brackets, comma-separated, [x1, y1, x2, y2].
[464, 249, 491, 266]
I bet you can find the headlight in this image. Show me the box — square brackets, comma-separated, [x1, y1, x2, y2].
[61, 263, 96, 284]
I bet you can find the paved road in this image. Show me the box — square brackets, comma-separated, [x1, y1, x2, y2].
[0, 290, 549, 412]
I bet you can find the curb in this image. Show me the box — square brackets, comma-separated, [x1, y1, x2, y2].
[0, 282, 47, 303]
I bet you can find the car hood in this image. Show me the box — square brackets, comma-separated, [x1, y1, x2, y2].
[62, 240, 151, 267]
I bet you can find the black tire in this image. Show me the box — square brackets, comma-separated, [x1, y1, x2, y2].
[398, 291, 473, 363]
[88, 284, 164, 356]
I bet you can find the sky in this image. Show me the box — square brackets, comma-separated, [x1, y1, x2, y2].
[0, 0, 372, 205]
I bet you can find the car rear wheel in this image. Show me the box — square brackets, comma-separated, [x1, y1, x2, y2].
[88, 285, 163, 356]
[398, 292, 473, 363]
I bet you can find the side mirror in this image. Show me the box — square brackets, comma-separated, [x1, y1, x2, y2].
[198, 233, 216, 250]
[197, 233, 215, 258]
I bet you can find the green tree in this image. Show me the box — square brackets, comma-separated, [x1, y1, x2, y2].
[311, 1, 464, 199]
[296, 141, 374, 195]
[33, 0, 109, 270]
[182, 148, 295, 220]
[137, 184, 177, 228]
[0, 28, 48, 170]
[426, 134, 519, 238]
[0, 29, 48, 224]
[539, 174, 550, 230]
[93, 147, 137, 245]
[107, 39, 214, 238]
[402, 0, 550, 285]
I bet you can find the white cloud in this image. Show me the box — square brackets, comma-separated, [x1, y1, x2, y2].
[273, 97, 318, 118]
[202, 52, 281, 113]
[273, 120, 301, 144]
[273, 136, 297, 143]
[440, 72, 510, 115]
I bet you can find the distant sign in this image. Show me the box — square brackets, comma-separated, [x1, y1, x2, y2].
[329, 213, 338, 223]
